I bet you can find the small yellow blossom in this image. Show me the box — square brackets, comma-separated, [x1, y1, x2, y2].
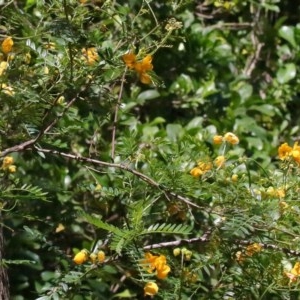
[235, 251, 245, 263]
[292, 142, 300, 164]
[89, 253, 97, 264]
[266, 186, 285, 198]
[82, 47, 99, 65]
[122, 52, 153, 84]
[122, 52, 136, 69]
[1, 83, 14, 96]
[73, 249, 89, 265]
[173, 248, 181, 257]
[95, 183, 102, 191]
[2, 156, 14, 169]
[190, 161, 212, 177]
[97, 250, 105, 263]
[285, 262, 300, 283]
[224, 132, 239, 145]
[213, 135, 223, 145]
[245, 243, 262, 256]
[1, 37, 14, 54]
[231, 174, 238, 182]
[214, 155, 226, 168]
[278, 143, 292, 160]
[190, 167, 203, 177]
[279, 201, 289, 211]
[0, 61, 8, 76]
[144, 281, 158, 296]
[8, 165, 16, 173]
[142, 252, 171, 279]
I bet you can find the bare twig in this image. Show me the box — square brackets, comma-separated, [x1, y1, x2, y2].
[143, 228, 213, 250]
[34, 146, 201, 209]
[111, 71, 127, 160]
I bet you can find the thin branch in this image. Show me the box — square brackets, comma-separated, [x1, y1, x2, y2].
[33, 146, 201, 209]
[111, 69, 127, 160]
[143, 228, 213, 250]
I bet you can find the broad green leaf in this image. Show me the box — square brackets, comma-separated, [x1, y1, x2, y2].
[278, 26, 296, 48]
[276, 63, 296, 84]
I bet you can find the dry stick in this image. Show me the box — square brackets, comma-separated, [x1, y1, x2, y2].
[34, 146, 201, 209]
[111, 70, 127, 160]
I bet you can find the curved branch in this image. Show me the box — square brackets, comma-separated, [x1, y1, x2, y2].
[34, 146, 201, 209]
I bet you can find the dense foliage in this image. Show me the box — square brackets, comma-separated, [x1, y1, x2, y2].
[2, 0, 300, 299]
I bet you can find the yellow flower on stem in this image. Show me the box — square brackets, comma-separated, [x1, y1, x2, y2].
[292, 142, 300, 164]
[2, 156, 14, 170]
[278, 142, 292, 160]
[73, 249, 89, 265]
[97, 250, 105, 263]
[144, 282, 158, 296]
[122, 52, 137, 69]
[8, 165, 16, 173]
[142, 252, 171, 279]
[214, 155, 226, 168]
[81, 47, 99, 65]
[1, 37, 14, 54]
[224, 132, 239, 145]
[0, 61, 8, 76]
[213, 135, 223, 145]
[285, 262, 300, 283]
[122, 52, 153, 84]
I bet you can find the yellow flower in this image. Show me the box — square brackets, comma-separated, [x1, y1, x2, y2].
[95, 183, 102, 191]
[231, 174, 238, 182]
[214, 155, 226, 168]
[0, 61, 8, 76]
[144, 282, 158, 296]
[285, 262, 300, 283]
[97, 250, 105, 263]
[224, 132, 239, 145]
[156, 264, 171, 279]
[122, 52, 153, 84]
[2, 156, 14, 169]
[82, 47, 99, 65]
[235, 251, 245, 263]
[213, 135, 223, 145]
[89, 253, 97, 264]
[190, 167, 203, 177]
[8, 165, 16, 173]
[122, 52, 137, 69]
[73, 249, 89, 265]
[142, 252, 170, 279]
[245, 243, 262, 256]
[173, 248, 181, 256]
[278, 143, 292, 160]
[1, 83, 14, 96]
[266, 186, 285, 198]
[279, 201, 289, 211]
[1, 37, 14, 54]
[292, 142, 300, 164]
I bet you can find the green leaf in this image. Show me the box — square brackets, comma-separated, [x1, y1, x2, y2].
[278, 26, 296, 48]
[137, 89, 160, 103]
[276, 63, 296, 84]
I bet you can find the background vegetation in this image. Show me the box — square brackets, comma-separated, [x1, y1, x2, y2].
[1, 0, 300, 299]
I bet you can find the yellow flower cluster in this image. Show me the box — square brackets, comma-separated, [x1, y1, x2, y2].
[278, 142, 300, 164]
[143, 252, 171, 279]
[190, 161, 212, 178]
[122, 52, 153, 84]
[73, 249, 105, 265]
[81, 47, 99, 65]
[1, 156, 16, 173]
[213, 132, 239, 145]
[173, 247, 193, 261]
[266, 186, 285, 199]
[235, 243, 263, 263]
[285, 262, 300, 283]
[1, 37, 14, 76]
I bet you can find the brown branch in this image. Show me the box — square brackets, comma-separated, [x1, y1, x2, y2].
[34, 146, 201, 209]
[143, 228, 213, 250]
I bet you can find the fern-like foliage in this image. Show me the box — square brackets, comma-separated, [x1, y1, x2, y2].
[142, 223, 192, 235]
[82, 211, 192, 254]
